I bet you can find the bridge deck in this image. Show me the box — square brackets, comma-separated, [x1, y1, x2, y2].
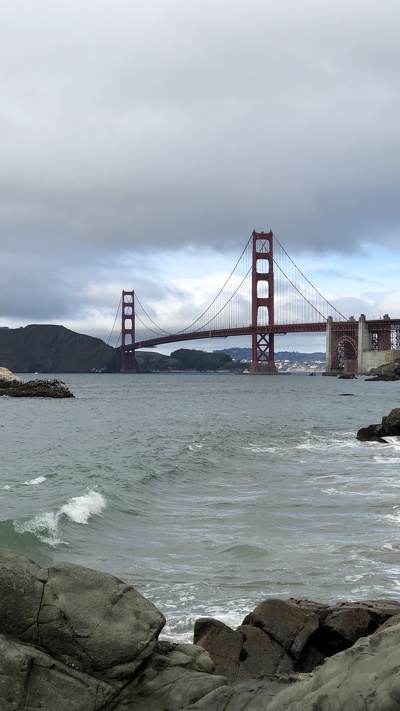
[128, 318, 400, 350]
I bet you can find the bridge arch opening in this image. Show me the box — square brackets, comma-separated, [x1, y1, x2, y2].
[332, 335, 358, 373]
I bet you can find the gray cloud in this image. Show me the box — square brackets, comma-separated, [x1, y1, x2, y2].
[1, 0, 399, 341]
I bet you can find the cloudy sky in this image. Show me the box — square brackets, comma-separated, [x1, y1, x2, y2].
[1, 0, 399, 355]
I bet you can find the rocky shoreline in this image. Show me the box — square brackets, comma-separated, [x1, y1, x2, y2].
[2, 548, 400, 710]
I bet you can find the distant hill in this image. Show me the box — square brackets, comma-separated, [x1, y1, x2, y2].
[0, 325, 175, 374]
[0, 325, 119, 373]
[214, 347, 326, 362]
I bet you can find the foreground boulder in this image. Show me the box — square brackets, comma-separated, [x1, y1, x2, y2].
[3, 548, 400, 710]
[357, 407, 400, 442]
[0, 369, 74, 397]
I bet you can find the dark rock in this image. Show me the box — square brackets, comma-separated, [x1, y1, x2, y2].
[267, 622, 400, 711]
[193, 618, 243, 682]
[381, 407, 400, 433]
[236, 624, 293, 678]
[357, 407, 400, 441]
[243, 598, 320, 661]
[365, 374, 399, 381]
[306, 605, 383, 658]
[356, 424, 388, 443]
[368, 358, 400, 380]
[0, 377, 74, 398]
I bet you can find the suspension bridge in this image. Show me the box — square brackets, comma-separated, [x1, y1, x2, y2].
[112, 230, 400, 374]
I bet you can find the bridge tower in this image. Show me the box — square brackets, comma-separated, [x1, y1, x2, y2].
[250, 230, 277, 374]
[121, 290, 139, 373]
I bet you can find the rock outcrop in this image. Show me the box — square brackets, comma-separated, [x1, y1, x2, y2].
[3, 549, 400, 710]
[0, 372, 74, 397]
[194, 597, 400, 683]
[366, 358, 400, 381]
[0, 366, 22, 385]
[356, 407, 400, 442]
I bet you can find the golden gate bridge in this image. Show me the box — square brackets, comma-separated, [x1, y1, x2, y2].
[112, 230, 400, 374]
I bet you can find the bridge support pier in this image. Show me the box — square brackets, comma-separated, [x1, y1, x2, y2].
[250, 230, 277, 374]
[121, 290, 139, 374]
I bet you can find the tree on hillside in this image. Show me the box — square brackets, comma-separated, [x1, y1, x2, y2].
[170, 348, 232, 371]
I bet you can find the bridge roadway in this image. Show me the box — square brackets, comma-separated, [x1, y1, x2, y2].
[131, 318, 400, 350]
[132, 322, 327, 350]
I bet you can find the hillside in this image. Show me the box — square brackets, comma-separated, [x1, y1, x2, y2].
[0, 325, 119, 373]
[0, 325, 176, 374]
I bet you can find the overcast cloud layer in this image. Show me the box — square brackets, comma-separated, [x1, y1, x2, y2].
[1, 0, 399, 351]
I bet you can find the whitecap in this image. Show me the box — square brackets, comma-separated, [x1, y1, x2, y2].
[23, 476, 46, 485]
[14, 512, 64, 547]
[243, 445, 280, 453]
[13, 489, 106, 547]
[321, 487, 348, 496]
[2, 485, 11, 490]
[60, 490, 106, 524]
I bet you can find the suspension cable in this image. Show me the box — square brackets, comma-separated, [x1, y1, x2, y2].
[274, 262, 328, 321]
[107, 295, 122, 345]
[177, 235, 252, 333]
[189, 266, 252, 331]
[273, 235, 348, 321]
[134, 292, 171, 335]
[134, 311, 171, 337]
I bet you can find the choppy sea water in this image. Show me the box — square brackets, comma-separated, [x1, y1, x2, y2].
[2, 372, 400, 641]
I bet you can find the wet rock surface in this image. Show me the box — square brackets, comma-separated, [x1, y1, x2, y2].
[194, 597, 400, 682]
[2, 550, 400, 709]
[356, 407, 400, 442]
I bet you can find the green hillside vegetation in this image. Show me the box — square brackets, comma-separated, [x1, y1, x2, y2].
[170, 348, 232, 371]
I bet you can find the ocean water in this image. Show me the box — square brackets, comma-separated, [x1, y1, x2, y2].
[2, 372, 400, 641]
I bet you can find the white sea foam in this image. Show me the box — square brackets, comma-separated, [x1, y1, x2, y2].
[14, 512, 63, 547]
[243, 445, 280, 453]
[321, 487, 348, 496]
[60, 490, 106, 524]
[23, 476, 46, 485]
[2, 485, 11, 490]
[374, 456, 400, 464]
[13, 489, 106, 546]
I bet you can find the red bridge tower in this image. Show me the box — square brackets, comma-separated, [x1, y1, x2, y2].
[250, 230, 277, 373]
[121, 290, 139, 373]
